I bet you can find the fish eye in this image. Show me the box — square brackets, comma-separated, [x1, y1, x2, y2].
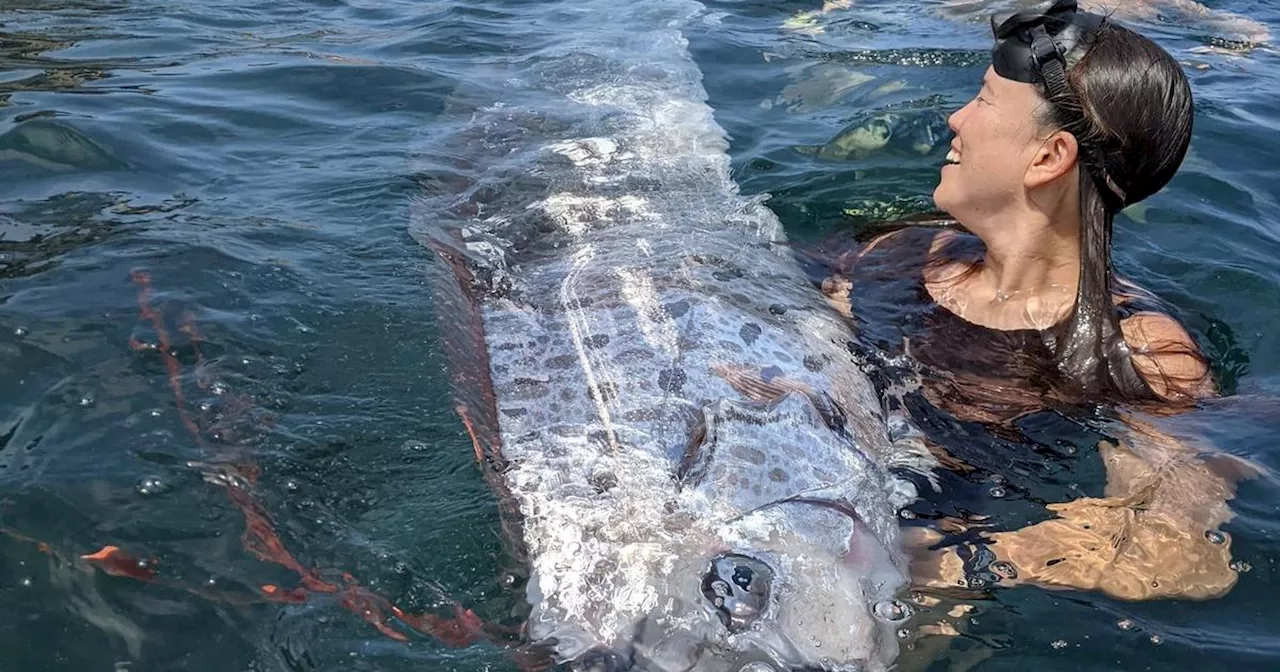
[701, 553, 774, 633]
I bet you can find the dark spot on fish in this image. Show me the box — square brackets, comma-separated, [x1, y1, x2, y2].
[803, 355, 825, 372]
[495, 341, 523, 351]
[589, 472, 618, 494]
[716, 339, 744, 354]
[760, 366, 784, 382]
[691, 253, 726, 266]
[664, 299, 690, 318]
[587, 381, 619, 403]
[514, 377, 550, 388]
[1046, 558, 1064, 567]
[739, 323, 762, 345]
[712, 269, 743, 282]
[768, 468, 789, 483]
[768, 303, 787, 315]
[501, 407, 528, 418]
[732, 445, 767, 465]
[546, 354, 577, 369]
[658, 367, 687, 393]
[584, 334, 610, 349]
[515, 431, 540, 445]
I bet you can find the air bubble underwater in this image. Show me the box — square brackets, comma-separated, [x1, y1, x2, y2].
[873, 598, 911, 623]
[137, 476, 173, 497]
[990, 560, 1018, 580]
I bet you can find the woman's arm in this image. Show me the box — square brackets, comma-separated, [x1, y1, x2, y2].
[907, 414, 1257, 601]
[818, 227, 922, 318]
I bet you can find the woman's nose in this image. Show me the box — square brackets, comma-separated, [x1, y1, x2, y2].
[947, 105, 964, 134]
[947, 98, 974, 134]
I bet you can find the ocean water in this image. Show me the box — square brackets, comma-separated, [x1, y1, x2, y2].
[0, 0, 1278, 670]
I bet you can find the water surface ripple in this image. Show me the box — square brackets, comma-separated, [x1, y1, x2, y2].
[0, 0, 1277, 670]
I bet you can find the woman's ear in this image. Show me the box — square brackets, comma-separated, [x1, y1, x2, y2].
[1025, 130, 1079, 190]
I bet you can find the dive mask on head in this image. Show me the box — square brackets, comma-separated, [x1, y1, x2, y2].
[990, 0, 1104, 85]
[990, 0, 1127, 204]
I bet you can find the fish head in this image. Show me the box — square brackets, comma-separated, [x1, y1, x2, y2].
[604, 389, 915, 672]
[620, 511, 910, 672]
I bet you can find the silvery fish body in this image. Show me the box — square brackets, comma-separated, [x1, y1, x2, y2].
[411, 1, 936, 669]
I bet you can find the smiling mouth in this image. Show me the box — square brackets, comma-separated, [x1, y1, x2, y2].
[944, 148, 960, 165]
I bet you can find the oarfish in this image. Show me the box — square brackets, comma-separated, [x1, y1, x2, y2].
[410, 1, 937, 669]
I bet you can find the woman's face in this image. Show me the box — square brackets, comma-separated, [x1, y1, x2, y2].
[933, 66, 1051, 221]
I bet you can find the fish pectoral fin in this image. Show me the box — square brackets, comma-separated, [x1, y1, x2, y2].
[709, 362, 847, 433]
[710, 361, 802, 402]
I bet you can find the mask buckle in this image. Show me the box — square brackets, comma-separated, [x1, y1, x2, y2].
[1028, 24, 1066, 72]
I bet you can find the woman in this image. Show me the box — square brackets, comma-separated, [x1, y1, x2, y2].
[816, 0, 1250, 603]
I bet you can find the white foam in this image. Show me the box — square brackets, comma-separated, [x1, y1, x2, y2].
[529, 193, 658, 237]
[615, 266, 680, 358]
[548, 137, 621, 166]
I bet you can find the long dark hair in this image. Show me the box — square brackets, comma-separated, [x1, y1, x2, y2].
[1034, 19, 1206, 401]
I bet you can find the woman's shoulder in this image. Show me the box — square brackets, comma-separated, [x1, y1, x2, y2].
[1118, 309, 1217, 403]
[1108, 276, 1216, 401]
